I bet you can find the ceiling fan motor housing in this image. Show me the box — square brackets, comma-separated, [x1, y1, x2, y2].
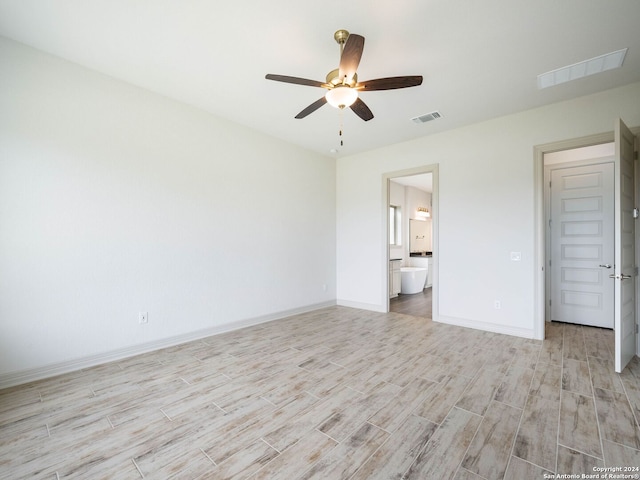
[326, 68, 358, 87]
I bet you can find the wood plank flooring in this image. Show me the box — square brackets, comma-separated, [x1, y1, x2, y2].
[1, 307, 639, 479]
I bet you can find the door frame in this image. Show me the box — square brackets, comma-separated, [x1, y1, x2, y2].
[534, 128, 640, 346]
[382, 164, 439, 317]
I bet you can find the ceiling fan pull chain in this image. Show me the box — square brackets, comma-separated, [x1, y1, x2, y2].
[339, 109, 344, 146]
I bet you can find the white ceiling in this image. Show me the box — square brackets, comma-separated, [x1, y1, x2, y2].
[1, 1, 639, 158]
[391, 174, 432, 193]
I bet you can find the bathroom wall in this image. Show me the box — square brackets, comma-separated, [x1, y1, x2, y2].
[405, 187, 432, 257]
[389, 180, 405, 261]
[388, 181, 433, 264]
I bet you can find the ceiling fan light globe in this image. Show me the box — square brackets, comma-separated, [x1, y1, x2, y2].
[325, 86, 358, 109]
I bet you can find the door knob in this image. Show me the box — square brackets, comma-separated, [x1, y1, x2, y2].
[609, 273, 633, 280]
[599, 264, 612, 269]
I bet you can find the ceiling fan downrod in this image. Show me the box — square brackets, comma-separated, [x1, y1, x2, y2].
[334, 29, 349, 55]
[327, 29, 357, 87]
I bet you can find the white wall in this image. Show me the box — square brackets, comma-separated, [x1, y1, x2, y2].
[405, 187, 432, 255]
[337, 81, 640, 336]
[388, 180, 405, 262]
[0, 38, 336, 380]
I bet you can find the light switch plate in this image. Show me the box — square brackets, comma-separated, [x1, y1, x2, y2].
[510, 252, 522, 261]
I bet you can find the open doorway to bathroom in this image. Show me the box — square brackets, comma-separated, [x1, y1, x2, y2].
[387, 170, 435, 319]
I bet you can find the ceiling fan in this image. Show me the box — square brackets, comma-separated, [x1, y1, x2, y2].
[265, 30, 423, 122]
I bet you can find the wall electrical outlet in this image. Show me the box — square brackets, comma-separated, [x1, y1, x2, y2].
[494, 300, 501, 310]
[139, 312, 148, 324]
[510, 252, 522, 261]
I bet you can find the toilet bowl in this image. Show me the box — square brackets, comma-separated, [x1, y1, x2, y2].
[400, 267, 428, 294]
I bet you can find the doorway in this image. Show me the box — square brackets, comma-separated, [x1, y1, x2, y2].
[382, 165, 439, 319]
[535, 120, 640, 372]
[544, 146, 615, 329]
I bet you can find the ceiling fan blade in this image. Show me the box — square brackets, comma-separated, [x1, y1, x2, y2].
[295, 97, 327, 119]
[265, 74, 327, 88]
[358, 76, 423, 91]
[338, 34, 365, 84]
[350, 97, 374, 121]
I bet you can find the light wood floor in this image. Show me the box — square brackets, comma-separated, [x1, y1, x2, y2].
[1, 307, 640, 479]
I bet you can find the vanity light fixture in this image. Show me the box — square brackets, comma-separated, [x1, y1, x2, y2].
[417, 207, 430, 218]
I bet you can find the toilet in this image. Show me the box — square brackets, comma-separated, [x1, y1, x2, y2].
[400, 267, 428, 294]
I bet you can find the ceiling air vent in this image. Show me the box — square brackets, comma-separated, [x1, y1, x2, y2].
[412, 111, 442, 124]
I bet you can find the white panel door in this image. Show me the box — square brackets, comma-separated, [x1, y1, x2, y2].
[550, 163, 614, 328]
[614, 118, 637, 373]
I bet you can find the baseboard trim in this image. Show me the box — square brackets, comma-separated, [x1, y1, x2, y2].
[336, 299, 386, 313]
[0, 300, 336, 390]
[434, 314, 535, 339]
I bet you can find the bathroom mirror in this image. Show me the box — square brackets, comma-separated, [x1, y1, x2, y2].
[410, 219, 429, 252]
